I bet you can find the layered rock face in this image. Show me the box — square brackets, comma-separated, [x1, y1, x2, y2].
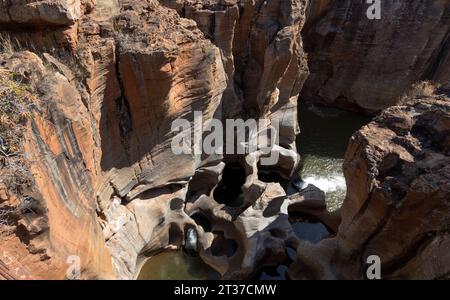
[0, 0, 226, 279]
[0, 0, 98, 50]
[0, 0, 311, 279]
[159, 0, 310, 153]
[301, 0, 450, 114]
[289, 96, 450, 279]
[0, 0, 449, 281]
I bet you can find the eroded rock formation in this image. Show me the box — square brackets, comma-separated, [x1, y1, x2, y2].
[0, 0, 311, 279]
[158, 0, 310, 158]
[289, 96, 450, 280]
[0, 0, 449, 281]
[302, 0, 450, 114]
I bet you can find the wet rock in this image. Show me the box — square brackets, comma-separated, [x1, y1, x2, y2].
[289, 175, 308, 194]
[288, 184, 326, 210]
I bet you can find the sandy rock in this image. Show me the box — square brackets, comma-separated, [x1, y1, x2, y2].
[1, 51, 46, 85]
[0, 0, 82, 25]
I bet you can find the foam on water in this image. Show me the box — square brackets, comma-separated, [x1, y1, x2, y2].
[303, 175, 346, 193]
[297, 104, 371, 211]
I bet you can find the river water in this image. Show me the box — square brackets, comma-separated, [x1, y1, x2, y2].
[137, 104, 371, 280]
[297, 104, 371, 211]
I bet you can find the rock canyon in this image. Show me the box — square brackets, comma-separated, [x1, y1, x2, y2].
[0, 0, 449, 280]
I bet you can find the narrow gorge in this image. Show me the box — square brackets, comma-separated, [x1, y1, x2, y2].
[0, 0, 449, 280]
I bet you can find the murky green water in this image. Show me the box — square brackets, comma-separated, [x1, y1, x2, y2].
[137, 251, 220, 280]
[297, 104, 371, 211]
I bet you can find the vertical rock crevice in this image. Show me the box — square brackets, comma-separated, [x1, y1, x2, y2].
[113, 44, 133, 147]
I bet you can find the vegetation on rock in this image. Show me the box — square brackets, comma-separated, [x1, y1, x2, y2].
[0, 69, 37, 236]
